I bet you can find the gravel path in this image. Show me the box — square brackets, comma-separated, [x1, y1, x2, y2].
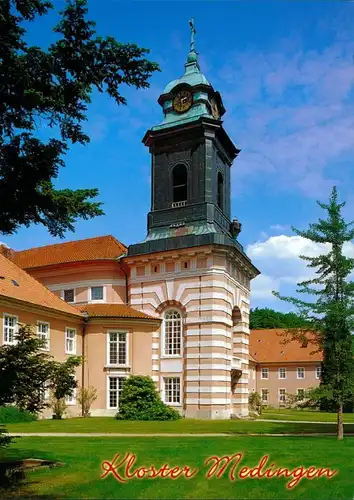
[8, 432, 354, 437]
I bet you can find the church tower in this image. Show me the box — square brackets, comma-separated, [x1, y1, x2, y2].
[125, 20, 260, 419]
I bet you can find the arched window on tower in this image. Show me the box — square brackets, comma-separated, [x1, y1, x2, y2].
[217, 172, 224, 211]
[163, 310, 182, 356]
[172, 164, 187, 207]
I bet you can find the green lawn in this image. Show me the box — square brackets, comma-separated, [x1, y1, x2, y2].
[260, 409, 354, 422]
[4, 417, 354, 435]
[0, 436, 353, 499]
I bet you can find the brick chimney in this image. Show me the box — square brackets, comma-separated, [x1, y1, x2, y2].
[0, 244, 15, 260]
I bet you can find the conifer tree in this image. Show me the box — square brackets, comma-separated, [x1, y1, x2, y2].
[273, 186, 354, 440]
[0, 0, 159, 236]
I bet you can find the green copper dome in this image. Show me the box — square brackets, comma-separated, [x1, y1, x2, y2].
[163, 67, 210, 94]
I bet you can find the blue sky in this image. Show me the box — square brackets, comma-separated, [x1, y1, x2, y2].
[2, 1, 354, 312]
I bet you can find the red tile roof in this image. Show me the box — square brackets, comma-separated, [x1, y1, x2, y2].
[13, 235, 127, 269]
[76, 303, 159, 321]
[0, 253, 81, 317]
[250, 329, 322, 363]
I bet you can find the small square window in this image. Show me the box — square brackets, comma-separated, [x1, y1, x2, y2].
[261, 368, 269, 379]
[91, 286, 104, 301]
[278, 367, 286, 379]
[63, 289, 74, 303]
[297, 367, 305, 379]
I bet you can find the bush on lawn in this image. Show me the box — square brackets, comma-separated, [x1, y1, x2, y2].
[0, 405, 37, 423]
[248, 391, 262, 415]
[115, 375, 181, 421]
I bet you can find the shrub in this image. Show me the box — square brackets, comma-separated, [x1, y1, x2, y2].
[248, 392, 262, 415]
[77, 386, 98, 417]
[0, 406, 37, 423]
[115, 375, 181, 421]
[50, 397, 67, 419]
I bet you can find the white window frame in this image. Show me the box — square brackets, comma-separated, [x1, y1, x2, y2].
[62, 288, 75, 304]
[40, 382, 50, 403]
[162, 376, 181, 406]
[297, 388, 305, 401]
[106, 374, 127, 410]
[106, 331, 129, 367]
[3, 313, 18, 345]
[278, 388, 286, 403]
[65, 327, 76, 354]
[315, 366, 322, 379]
[278, 367, 286, 379]
[261, 367, 269, 380]
[261, 388, 269, 403]
[162, 309, 183, 358]
[89, 285, 106, 303]
[65, 385, 77, 406]
[37, 321, 50, 351]
[297, 367, 305, 379]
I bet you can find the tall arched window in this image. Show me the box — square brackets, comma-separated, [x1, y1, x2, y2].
[217, 172, 224, 210]
[172, 164, 187, 204]
[163, 310, 182, 356]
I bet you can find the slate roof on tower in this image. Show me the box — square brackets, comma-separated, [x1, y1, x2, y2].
[13, 235, 127, 269]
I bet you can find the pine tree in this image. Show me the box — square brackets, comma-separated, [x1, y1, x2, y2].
[273, 186, 354, 440]
[0, 0, 159, 237]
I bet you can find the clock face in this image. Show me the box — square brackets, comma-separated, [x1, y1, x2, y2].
[173, 90, 193, 113]
[210, 98, 220, 119]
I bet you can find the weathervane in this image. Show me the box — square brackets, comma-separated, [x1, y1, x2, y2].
[189, 18, 196, 52]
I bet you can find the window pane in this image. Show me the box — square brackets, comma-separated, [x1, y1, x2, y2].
[91, 286, 103, 300]
[66, 329, 75, 353]
[164, 310, 182, 356]
[108, 377, 125, 409]
[108, 332, 126, 365]
[64, 289, 74, 302]
[4, 315, 17, 343]
[261, 389, 268, 402]
[37, 322, 49, 349]
[164, 377, 180, 404]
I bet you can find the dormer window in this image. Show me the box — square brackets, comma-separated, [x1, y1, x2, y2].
[63, 289, 74, 303]
[172, 164, 187, 207]
[90, 286, 104, 301]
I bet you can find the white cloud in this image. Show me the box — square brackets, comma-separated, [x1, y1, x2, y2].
[247, 234, 354, 306]
[251, 274, 279, 300]
[247, 235, 330, 261]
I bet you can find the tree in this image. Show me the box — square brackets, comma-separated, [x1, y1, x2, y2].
[115, 375, 181, 421]
[0, 325, 81, 414]
[250, 307, 309, 329]
[0, 0, 159, 237]
[273, 187, 354, 440]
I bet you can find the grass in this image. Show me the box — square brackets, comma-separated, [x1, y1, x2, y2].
[4, 416, 354, 435]
[259, 409, 354, 422]
[0, 436, 353, 498]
